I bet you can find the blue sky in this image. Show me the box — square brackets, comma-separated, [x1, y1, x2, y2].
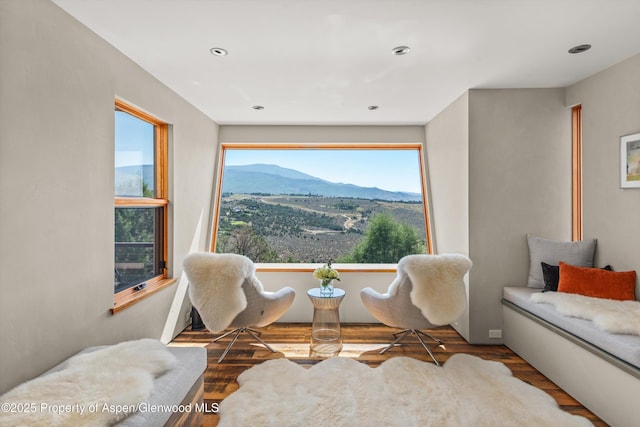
[114, 111, 424, 194]
[225, 149, 423, 193]
[115, 111, 154, 168]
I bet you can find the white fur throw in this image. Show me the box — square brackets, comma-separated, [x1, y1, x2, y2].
[184, 252, 256, 333]
[0, 339, 176, 427]
[398, 254, 472, 325]
[531, 292, 640, 335]
[218, 353, 590, 426]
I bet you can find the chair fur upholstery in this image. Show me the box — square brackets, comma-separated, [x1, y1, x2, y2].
[183, 252, 295, 334]
[183, 253, 254, 333]
[360, 253, 472, 363]
[401, 253, 472, 325]
[362, 254, 472, 327]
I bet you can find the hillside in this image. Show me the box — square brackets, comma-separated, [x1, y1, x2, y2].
[222, 164, 421, 202]
[216, 194, 427, 263]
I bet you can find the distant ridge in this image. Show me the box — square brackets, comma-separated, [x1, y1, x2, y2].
[222, 164, 422, 202]
[115, 164, 154, 195]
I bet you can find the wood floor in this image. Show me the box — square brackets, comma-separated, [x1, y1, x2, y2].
[170, 323, 607, 426]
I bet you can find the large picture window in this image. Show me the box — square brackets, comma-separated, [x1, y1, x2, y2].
[114, 100, 168, 302]
[211, 143, 432, 264]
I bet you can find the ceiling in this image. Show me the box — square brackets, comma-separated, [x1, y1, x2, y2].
[52, 0, 640, 126]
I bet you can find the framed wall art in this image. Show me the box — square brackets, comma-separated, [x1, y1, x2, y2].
[620, 131, 640, 188]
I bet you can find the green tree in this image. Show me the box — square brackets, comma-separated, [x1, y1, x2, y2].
[114, 207, 156, 288]
[217, 226, 280, 262]
[339, 213, 425, 263]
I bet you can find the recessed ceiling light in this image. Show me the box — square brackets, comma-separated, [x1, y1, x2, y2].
[368, 105, 379, 110]
[392, 46, 410, 55]
[568, 44, 591, 54]
[252, 105, 264, 110]
[210, 47, 228, 56]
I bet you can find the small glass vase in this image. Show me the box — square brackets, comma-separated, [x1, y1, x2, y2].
[320, 279, 334, 297]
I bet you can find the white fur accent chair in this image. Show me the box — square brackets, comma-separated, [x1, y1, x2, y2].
[360, 253, 472, 365]
[183, 252, 295, 362]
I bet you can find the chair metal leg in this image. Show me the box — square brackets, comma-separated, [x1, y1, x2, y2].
[415, 329, 445, 348]
[213, 327, 277, 363]
[217, 329, 242, 363]
[380, 328, 444, 365]
[246, 329, 276, 353]
[212, 328, 241, 343]
[392, 329, 410, 338]
[414, 329, 441, 366]
[380, 329, 411, 354]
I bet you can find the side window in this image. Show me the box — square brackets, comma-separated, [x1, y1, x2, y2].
[571, 105, 582, 241]
[114, 100, 168, 295]
[211, 144, 432, 263]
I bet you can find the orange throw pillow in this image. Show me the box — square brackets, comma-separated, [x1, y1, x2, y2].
[557, 262, 637, 301]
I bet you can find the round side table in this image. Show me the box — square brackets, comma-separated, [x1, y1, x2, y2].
[306, 288, 346, 357]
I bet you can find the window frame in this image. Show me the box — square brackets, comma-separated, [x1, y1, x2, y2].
[112, 99, 173, 313]
[571, 105, 583, 241]
[210, 142, 433, 271]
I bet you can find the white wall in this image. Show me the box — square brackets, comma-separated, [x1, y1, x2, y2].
[218, 125, 426, 144]
[425, 89, 571, 344]
[256, 268, 395, 324]
[0, 0, 217, 394]
[566, 54, 640, 297]
[467, 88, 571, 343]
[424, 92, 471, 338]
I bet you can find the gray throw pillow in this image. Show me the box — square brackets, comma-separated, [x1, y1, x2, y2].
[526, 234, 597, 288]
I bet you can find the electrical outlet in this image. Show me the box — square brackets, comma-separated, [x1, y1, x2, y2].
[185, 311, 192, 323]
[489, 329, 502, 339]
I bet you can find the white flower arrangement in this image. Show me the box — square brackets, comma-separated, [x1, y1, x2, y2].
[313, 261, 340, 287]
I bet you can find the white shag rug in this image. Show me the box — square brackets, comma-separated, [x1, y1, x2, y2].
[218, 354, 591, 427]
[0, 339, 176, 427]
[532, 291, 640, 335]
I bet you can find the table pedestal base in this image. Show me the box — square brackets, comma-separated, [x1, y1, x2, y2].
[307, 287, 345, 357]
[310, 327, 342, 356]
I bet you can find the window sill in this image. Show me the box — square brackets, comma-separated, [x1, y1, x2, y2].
[111, 278, 177, 314]
[256, 263, 398, 273]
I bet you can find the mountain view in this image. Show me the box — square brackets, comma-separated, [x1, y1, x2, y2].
[222, 164, 422, 202]
[217, 164, 428, 263]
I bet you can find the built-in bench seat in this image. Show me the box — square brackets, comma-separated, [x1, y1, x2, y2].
[2, 343, 207, 427]
[115, 346, 207, 426]
[502, 286, 640, 427]
[503, 287, 640, 370]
